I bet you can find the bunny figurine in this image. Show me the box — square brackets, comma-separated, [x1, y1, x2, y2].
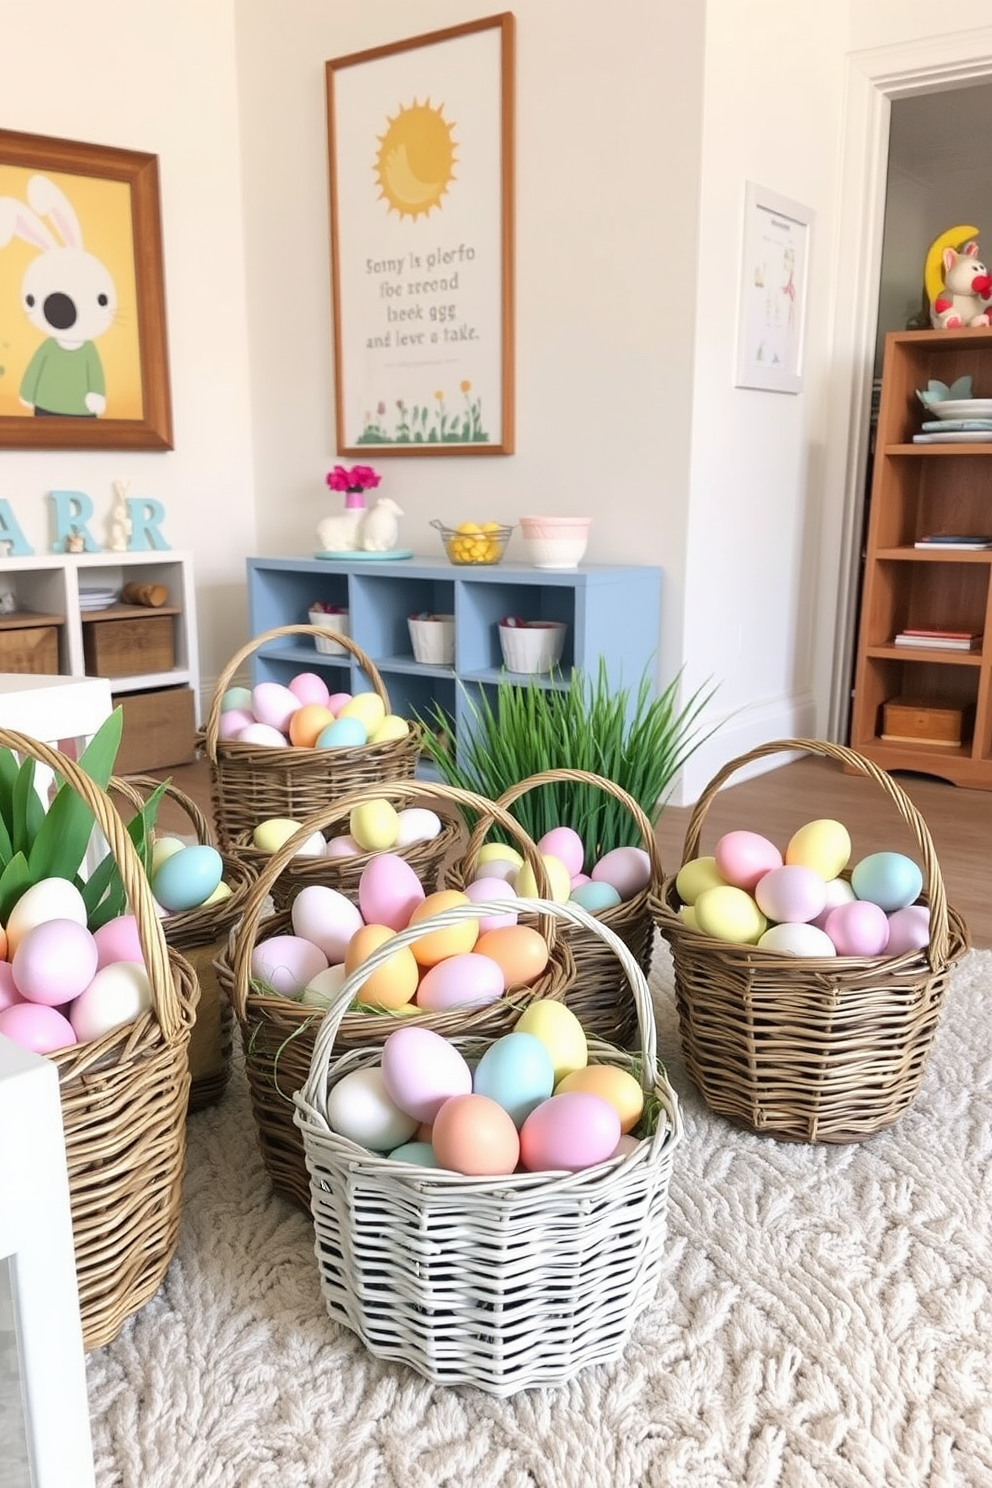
[931, 241, 992, 329]
[0, 173, 117, 417]
[357, 497, 404, 552]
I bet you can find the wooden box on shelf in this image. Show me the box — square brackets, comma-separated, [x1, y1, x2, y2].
[0, 613, 63, 674]
[881, 696, 973, 748]
[111, 686, 196, 773]
[82, 608, 176, 678]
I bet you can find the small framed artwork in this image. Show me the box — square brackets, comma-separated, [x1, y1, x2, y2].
[0, 128, 173, 450]
[735, 182, 813, 394]
[326, 12, 515, 455]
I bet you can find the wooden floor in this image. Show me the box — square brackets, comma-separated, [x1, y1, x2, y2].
[154, 754, 992, 949]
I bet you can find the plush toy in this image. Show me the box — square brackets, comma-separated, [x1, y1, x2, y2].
[931, 240, 992, 329]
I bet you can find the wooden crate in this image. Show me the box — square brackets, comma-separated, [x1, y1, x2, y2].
[82, 608, 176, 678]
[881, 696, 974, 748]
[112, 687, 196, 773]
[0, 616, 62, 674]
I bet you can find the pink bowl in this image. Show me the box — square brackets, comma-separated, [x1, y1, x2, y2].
[519, 516, 591, 539]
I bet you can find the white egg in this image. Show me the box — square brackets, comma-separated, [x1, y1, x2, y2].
[69, 962, 153, 1043]
[325, 1068, 418, 1150]
[757, 922, 837, 957]
[300, 963, 349, 1010]
[6, 878, 88, 956]
[238, 722, 289, 748]
[395, 808, 443, 847]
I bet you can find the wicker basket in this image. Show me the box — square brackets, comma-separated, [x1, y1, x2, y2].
[0, 729, 198, 1351]
[110, 774, 257, 1111]
[651, 738, 970, 1144]
[230, 778, 466, 914]
[449, 768, 663, 1048]
[293, 895, 683, 1396]
[218, 784, 575, 1213]
[201, 624, 422, 848]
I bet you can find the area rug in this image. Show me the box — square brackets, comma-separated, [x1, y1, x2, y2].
[86, 942, 992, 1488]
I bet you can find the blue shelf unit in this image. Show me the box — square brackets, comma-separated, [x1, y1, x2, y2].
[245, 556, 662, 766]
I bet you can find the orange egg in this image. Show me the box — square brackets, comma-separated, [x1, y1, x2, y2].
[474, 925, 550, 987]
[407, 890, 478, 966]
[554, 1065, 644, 1133]
[0, 923, 6, 960]
[344, 924, 419, 1010]
[432, 1094, 520, 1175]
[288, 703, 336, 748]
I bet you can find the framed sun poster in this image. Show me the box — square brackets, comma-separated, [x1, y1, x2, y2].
[326, 12, 515, 456]
[0, 129, 173, 450]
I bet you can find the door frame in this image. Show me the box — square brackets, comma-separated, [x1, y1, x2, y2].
[822, 28, 992, 739]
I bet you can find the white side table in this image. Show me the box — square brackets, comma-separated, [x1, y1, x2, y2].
[0, 1036, 96, 1488]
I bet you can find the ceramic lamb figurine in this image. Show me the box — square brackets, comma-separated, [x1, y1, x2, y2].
[316, 507, 363, 552]
[357, 497, 404, 552]
[931, 241, 992, 328]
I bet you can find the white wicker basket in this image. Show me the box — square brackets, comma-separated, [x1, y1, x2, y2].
[294, 896, 683, 1396]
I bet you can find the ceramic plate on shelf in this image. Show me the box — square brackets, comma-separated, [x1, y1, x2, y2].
[313, 549, 414, 561]
[929, 399, 992, 419]
[913, 430, 992, 443]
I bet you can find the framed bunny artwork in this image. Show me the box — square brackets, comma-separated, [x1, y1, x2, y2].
[0, 129, 173, 450]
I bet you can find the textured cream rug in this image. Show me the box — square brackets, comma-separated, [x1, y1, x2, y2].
[86, 942, 992, 1488]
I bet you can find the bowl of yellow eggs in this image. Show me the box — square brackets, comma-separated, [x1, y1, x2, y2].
[431, 519, 513, 565]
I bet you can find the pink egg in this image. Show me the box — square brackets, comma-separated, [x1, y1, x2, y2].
[415, 952, 506, 1012]
[219, 708, 256, 739]
[570, 872, 592, 889]
[238, 722, 289, 747]
[326, 691, 353, 715]
[12, 919, 99, 1007]
[714, 831, 783, 892]
[463, 876, 519, 931]
[519, 1092, 621, 1173]
[288, 671, 331, 707]
[0, 962, 26, 1012]
[250, 935, 328, 997]
[381, 1026, 473, 1121]
[590, 846, 652, 901]
[93, 914, 144, 969]
[0, 1000, 76, 1053]
[324, 834, 363, 859]
[885, 904, 931, 957]
[291, 884, 364, 962]
[537, 827, 585, 878]
[812, 877, 857, 930]
[824, 900, 890, 957]
[754, 864, 827, 924]
[358, 853, 426, 931]
[251, 681, 300, 733]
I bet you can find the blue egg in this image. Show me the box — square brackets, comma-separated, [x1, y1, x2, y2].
[472, 1031, 555, 1128]
[220, 685, 253, 713]
[388, 1142, 439, 1166]
[850, 851, 923, 913]
[315, 717, 368, 749]
[152, 844, 224, 912]
[569, 880, 623, 915]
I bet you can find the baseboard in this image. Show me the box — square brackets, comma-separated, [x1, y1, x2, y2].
[661, 691, 820, 809]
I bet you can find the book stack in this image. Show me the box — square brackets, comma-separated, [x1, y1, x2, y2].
[914, 534, 992, 551]
[893, 626, 983, 651]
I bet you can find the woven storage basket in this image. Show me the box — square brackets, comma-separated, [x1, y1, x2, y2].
[201, 624, 422, 849]
[0, 728, 198, 1351]
[218, 784, 575, 1213]
[110, 773, 256, 1111]
[230, 778, 465, 914]
[449, 768, 663, 1048]
[293, 895, 683, 1396]
[651, 738, 970, 1144]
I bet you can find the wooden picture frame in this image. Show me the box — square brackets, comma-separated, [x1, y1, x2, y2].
[0, 129, 173, 450]
[734, 182, 813, 394]
[325, 12, 515, 456]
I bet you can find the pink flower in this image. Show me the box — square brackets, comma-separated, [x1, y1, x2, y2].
[325, 463, 382, 494]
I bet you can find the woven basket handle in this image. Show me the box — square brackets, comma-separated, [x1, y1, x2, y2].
[203, 624, 394, 760]
[678, 737, 950, 968]
[297, 895, 660, 1117]
[110, 773, 213, 846]
[463, 767, 664, 883]
[229, 781, 558, 1019]
[0, 728, 179, 1040]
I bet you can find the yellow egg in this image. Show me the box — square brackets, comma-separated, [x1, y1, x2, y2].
[369, 714, 410, 744]
[679, 904, 699, 930]
[554, 1065, 644, 1133]
[515, 999, 587, 1083]
[785, 818, 852, 881]
[694, 885, 767, 945]
[151, 836, 187, 874]
[408, 890, 479, 966]
[336, 691, 386, 733]
[514, 853, 571, 902]
[252, 817, 303, 853]
[345, 924, 419, 1010]
[349, 799, 400, 852]
[202, 880, 233, 906]
[674, 855, 727, 905]
[478, 842, 524, 869]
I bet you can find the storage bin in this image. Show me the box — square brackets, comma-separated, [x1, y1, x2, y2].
[408, 612, 455, 665]
[0, 620, 61, 674]
[498, 619, 567, 673]
[83, 610, 175, 677]
[308, 607, 350, 654]
[112, 686, 196, 773]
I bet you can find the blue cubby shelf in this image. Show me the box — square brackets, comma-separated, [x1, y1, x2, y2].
[246, 555, 662, 770]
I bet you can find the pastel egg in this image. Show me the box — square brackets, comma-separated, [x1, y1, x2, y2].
[380, 1025, 473, 1122]
[395, 808, 443, 847]
[336, 691, 386, 733]
[350, 799, 400, 853]
[537, 826, 585, 878]
[300, 963, 349, 1010]
[470, 857, 519, 885]
[251, 681, 300, 733]
[6, 878, 87, 955]
[473, 925, 549, 987]
[431, 1093, 520, 1176]
[757, 922, 837, 956]
[92, 914, 144, 969]
[519, 1092, 621, 1173]
[714, 831, 783, 893]
[220, 685, 254, 713]
[885, 904, 931, 957]
[69, 962, 153, 1043]
[151, 836, 187, 873]
[570, 873, 591, 889]
[554, 1064, 644, 1133]
[674, 855, 727, 905]
[462, 876, 519, 932]
[238, 722, 289, 748]
[477, 842, 524, 870]
[152, 844, 224, 912]
[326, 691, 353, 714]
[0, 963, 26, 1012]
[679, 904, 698, 929]
[515, 852, 571, 902]
[345, 925, 420, 1010]
[326, 1068, 418, 1151]
[786, 818, 852, 880]
[288, 703, 336, 748]
[812, 877, 857, 930]
[358, 853, 426, 932]
[415, 951, 506, 1012]
[515, 999, 587, 1083]
[12, 919, 99, 1006]
[753, 864, 827, 924]
[590, 846, 652, 901]
[694, 885, 767, 944]
[291, 884, 364, 962]
[369, 715, 411, 745]
[253, 818, 302, 853]
[850, 852, 923, 913]
[219, 708, 255, 739]
[251, 934, 328, 998]
[569, 880, 622, 915]
[288, 671, 331, 707]
[388, 1141, 440, 1166]
[0, 1001, 76, 1053]
[824, 900, 890, 957]
[322, 834, 361, 859]
[408, 891, 478, 966]
[472, 1031, 556, 1127]
[316, 717, 368, 749]
[202, 881, 233, 906]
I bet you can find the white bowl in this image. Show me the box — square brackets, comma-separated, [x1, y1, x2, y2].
[408, 614, 455, 666]
[498, 621, 567, 674]
[309, 608, 350, 654]
[519, 516, 591, 569]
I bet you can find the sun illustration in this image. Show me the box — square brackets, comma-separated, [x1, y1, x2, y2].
[374, 98, 457, 218]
